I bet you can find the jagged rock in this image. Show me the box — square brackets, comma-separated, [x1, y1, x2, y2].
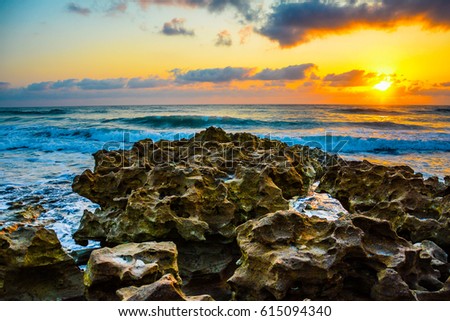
[415, 277, 450, 300]
[317, 160, 450, 250]
[228, 210, 448, 300]
[116, 274, 214, 301]
[0, 226, 83, 300]
[226, 166, 289, 222]
[84, 241, 180, 300]
[292, 191, 349, 221]
[177, 242, 239, 300]
[72, 127, 327, 245]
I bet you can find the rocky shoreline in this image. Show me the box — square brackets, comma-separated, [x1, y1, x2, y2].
[1, 127, 449, 300]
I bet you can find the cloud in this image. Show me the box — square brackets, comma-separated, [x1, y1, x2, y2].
[259, 0, 450, 47]
[162, 18, 195, 36]
[215, 30, 232, 46]
[137, 0, 258, 20]
[106, 1, 127, 15]
[252, 64, 316, 81]
[324, 69, 378, 87]
[50, 79, 78, 89]
[127, 77, 169, 89]
[239, 26, 252, 44]
[174, 67, 252, 83]
[77, 78, 127, 90]
[66, 2, 91, 16]
[26, 81, 54, 91]
[0, 82, 10, 90]
[440, 82, 450, 87]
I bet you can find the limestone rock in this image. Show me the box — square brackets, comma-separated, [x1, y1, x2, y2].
[228, 210, 448, 301]
[0, 226, 83, 300]
[317, 160, 450, 250]
[84, 241, 180, 300]
[72, 127, 327, 245]
[116, 274, 214, 301]
[177, 242, 239, 300]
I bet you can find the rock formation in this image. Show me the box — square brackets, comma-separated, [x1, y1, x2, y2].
[317, 160, 450, 251]
[68, 127, 450, 301]
[84, 241, 180, 300]
[73, 127, 334, 245]
[116, 274, 214, 301]
[228, 210, 450, 301]
[0, 226, 83, 300]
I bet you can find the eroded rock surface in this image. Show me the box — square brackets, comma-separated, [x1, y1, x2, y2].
[71, 128, 450, 301]
[73, 127, 335, 245]
[0, 226, 83, 300]
[117, 274, 214, 301]
[317, 160, 450, 251]
[228, 210, 450, 301]
[84, 241, 180, 300]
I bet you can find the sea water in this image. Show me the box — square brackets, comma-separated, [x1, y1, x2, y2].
[1, 105, 449, 250]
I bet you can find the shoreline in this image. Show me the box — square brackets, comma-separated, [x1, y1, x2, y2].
[2, 127, 449, 301]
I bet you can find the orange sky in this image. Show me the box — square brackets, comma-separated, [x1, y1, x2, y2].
[0, 0, 450, 106]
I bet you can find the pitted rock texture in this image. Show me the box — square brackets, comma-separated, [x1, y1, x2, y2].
[116, 274, 214, 301]
[84, 241, 180, 300]
[228, 210, 449, 301]
[0, 226, 83, 300]
[317, 160, 450, 250]
[72, 128, 450, 301]
[73, 127, 335, 244]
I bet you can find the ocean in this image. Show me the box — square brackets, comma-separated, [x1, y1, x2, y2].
[1, 105, 449, 251]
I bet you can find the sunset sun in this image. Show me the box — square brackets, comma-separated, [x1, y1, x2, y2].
[374, 80, 392, 91]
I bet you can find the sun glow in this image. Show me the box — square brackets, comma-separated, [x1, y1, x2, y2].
[374, 81, 392, 91]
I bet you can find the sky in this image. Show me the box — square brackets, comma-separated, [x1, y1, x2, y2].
[1, 0, 450, 106]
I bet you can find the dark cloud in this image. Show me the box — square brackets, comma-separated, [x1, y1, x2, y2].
[66, 2, 91, 16]
[127, 77, 169, 88]
[138, 0, 258, 20]
[215, 30, 232, 46]
[162, 18, 195, 36]
[440, 82, 450, 87]
[260, 0, 450, 47]
[77, 78, 127, 90]
[0, 82, 10, 90]
[50, 79, 78, 89]
[174, 67, 251, 83]
[324, 70, 377, 87]
[26, 81, 54, 91]
[252, 64, 316, 81]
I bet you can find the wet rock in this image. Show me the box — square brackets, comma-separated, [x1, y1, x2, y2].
[415, 277, 450, 300]
[72, 128, 326, 245]
[116, 274, 214, 301]
[228, 210, 447, 301]
[318, 160, 450, 250]
[292, 192, 349, 221]
[0, 226, 83, 300]
[84, 241, 180, 300]
[226, 166, 289, 222]
[177, 242, 239, 300]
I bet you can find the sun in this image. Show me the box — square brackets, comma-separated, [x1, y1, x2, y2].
[374, 80, 392, 91]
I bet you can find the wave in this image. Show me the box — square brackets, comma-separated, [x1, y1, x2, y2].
[1, 124, 449, 155]
[285, 135, 450, 154]
[102, 115, 428, 131]
[332, 107, 404, 115]
[435, 107, 450, 114]
[0, 108, 67, 116]
[101, 115, 318, 129]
